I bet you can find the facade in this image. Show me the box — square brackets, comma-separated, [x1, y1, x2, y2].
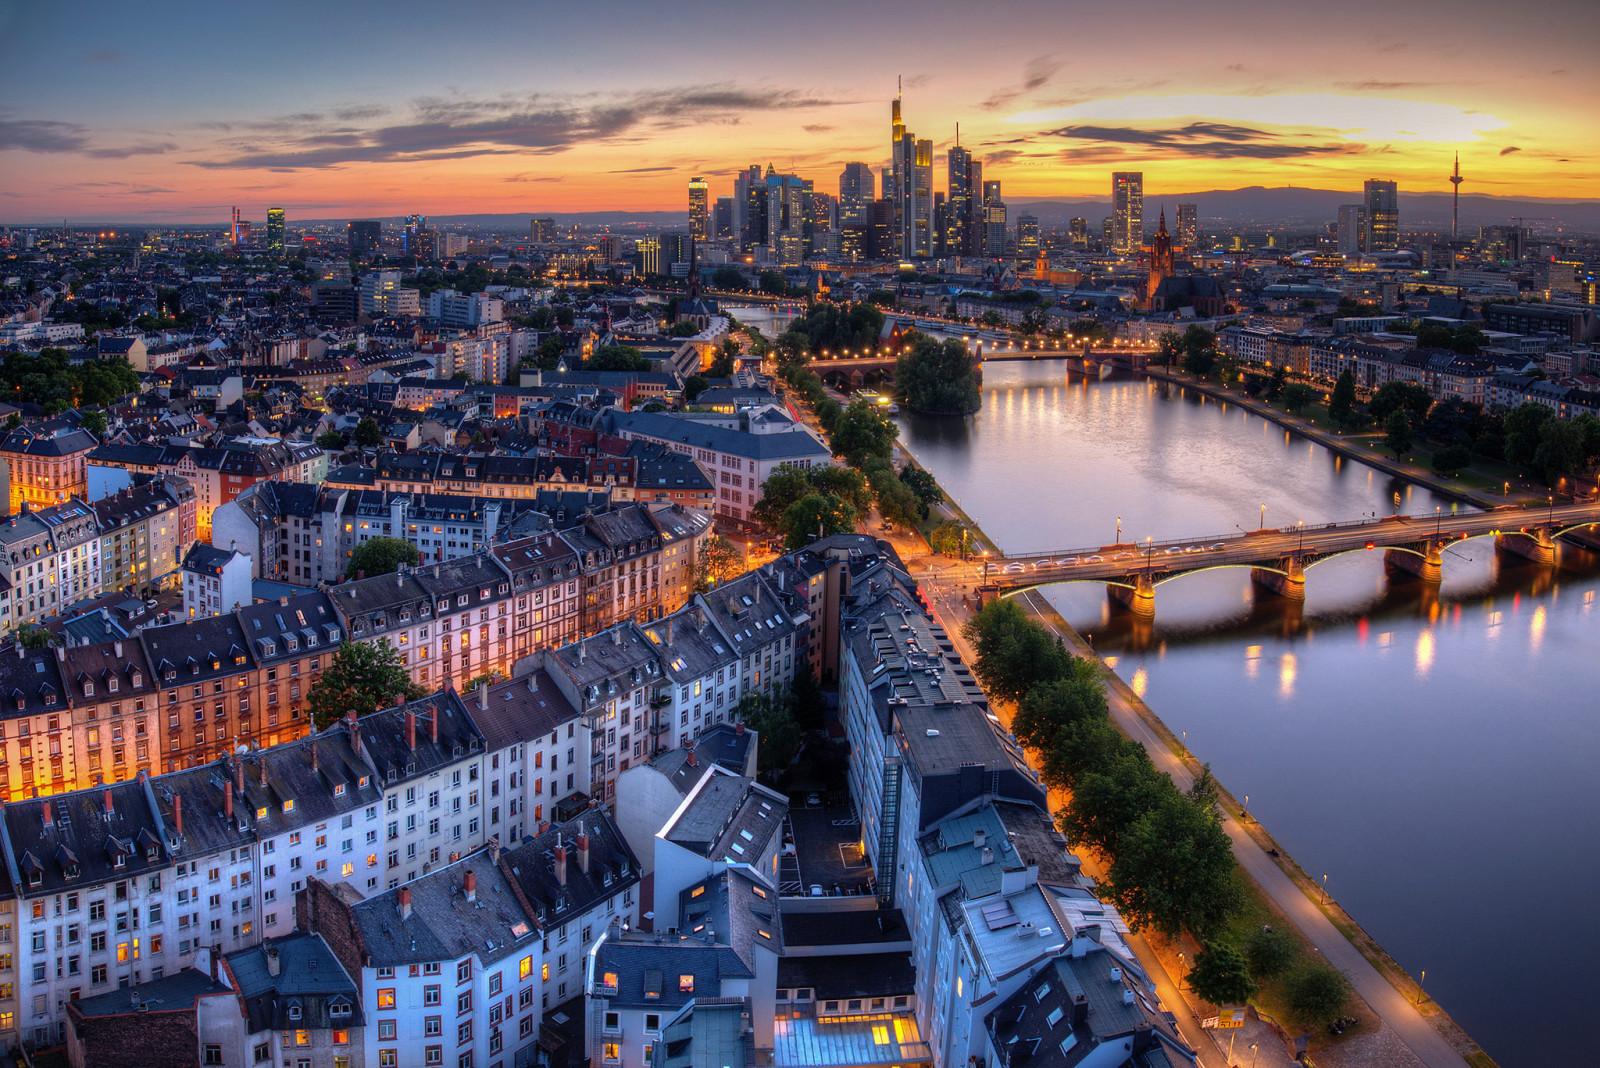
[1175, 202, 1198, 247]
[1364, 179, 1399, 251]
[1111, 172, 1143, 253]
[0, 499, 102, 633]
[93, 479, 197, 597]
[182, 545, 252, 619]
[0, 416, 98, 514]
[1338, 203, 1366, 256]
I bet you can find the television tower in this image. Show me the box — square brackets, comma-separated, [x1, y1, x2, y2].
[1449, 153, 1464, 239]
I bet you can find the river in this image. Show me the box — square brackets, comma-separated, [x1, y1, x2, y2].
[896, 360, 1600, 1068]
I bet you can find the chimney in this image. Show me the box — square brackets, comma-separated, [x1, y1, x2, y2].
[397, 571, 404, 587]
[346, 711, 362, 757]
[488, 836, 501, 864]
[356, 570, 365, 580]
[734, 721, 745, 736]
[554, 845, 568, 885]
[665, 617, 674, 644]
[311, 745, 320, 773]
[405, 708, 416, 751]
[41, 800, 52, 829]
[464, 870, 477, 902]
[258, 759, 267, 787]
[686, 748, 697, 767]
[103, 790, 114, 818]
[429, 705, 439, 744]
[973, 828, 987, 850]
[265, 946, 280, 977]
[172, 793, 183, 836]
[114, 640, 123, 658]
[233, 759, 244, 796]
[980, 846, 994, 866]
[55, 645, 65, 662]
[478, 681, 489, 710]
[578, 644, 586, 664]
[537, 820, 550, 836]
[399, 887, 413, 920]
[576, 834, 590, 874]
[224, 782, 233, 819]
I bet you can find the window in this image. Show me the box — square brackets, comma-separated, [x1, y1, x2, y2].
[380, 1053, 397, 1068]
[456, 959, 471, 984]
[424, 984, 441, 1006]
[457, 990, 471, 1015]
[425, 1048, 442, 1067]
[376, 988, 396, 1009]
[679, 975, 694, 993]
[425, 1015, 442, 1036]
[204, 1045, 223, 1066]
[378, 1019, 397, 1040]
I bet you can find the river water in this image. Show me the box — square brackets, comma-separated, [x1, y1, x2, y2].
[897, 360, 1600, 1068]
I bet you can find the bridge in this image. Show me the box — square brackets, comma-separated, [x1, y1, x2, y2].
[808, 341, 1153, 390]
[977, 502, 1600, 617]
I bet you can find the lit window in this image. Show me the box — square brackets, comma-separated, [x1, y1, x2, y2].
[678, 975, 693, 993]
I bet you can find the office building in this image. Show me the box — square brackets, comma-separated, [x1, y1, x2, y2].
[1069, 216, 1088, 248]
[404, 214, 434, 260]
[265, 207, 284, 254]
[636, 236, 661, 276]
[530, 217, 557, 243]
[359, 270, 421, 317]
[890, 92, 934, 258]
[712, 196, 734, 240]
[946, 145, 977, 257]
[1111, 172, 1143, 253]
[1338, 204, 1367, 256]
[1364, 179, 1399, 251]
[347, 219, 381, 254]
[659, 231, 694, 277]
[839, 162, 874, 225]
[1175, 202, 1198, 247]
[688, 176, 709, 241]
[1016, 213, 1039, 256]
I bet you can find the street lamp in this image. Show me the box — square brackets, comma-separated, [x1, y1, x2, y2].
[1249, 1042, 1260, 1068]
[1297, 520, 1304, 555]
[1417, 969, 1427, 1006]
[1115, 515, 1122, 545]
[1259, 503, 1267, 531]
[1321, 873, 1330, 903]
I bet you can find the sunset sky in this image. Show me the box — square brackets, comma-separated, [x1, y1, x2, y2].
[1, 0, 1595, 224]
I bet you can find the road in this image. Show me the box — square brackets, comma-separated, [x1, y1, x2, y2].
[986, 499, 1600, 588]
[1006, 584, 1471, 1068]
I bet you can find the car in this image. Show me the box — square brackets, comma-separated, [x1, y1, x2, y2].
[1210, 543, 1226, 551]
[1165, 547, 1181, 554]
[1003, 562, 1026, 573]
[1085, 554, 1104, 563]
[805, 792, 821, 807]
[1113, 552, 1133, 560]
[1060, 556, 1078, 565]
[1185, 545, 1203, 553]
[810, 884, 824, 897]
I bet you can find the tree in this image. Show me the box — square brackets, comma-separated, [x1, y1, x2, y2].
[347, 537, 421, 578]
[1156, 332, 1183, 368]
[806, 466, 873, 517]
[1502, 402, 1552, 468]
[779, 493, 857, 550]
[1244, 926, 1300, 980]
[1284, 961, 1353, 1028]
[683, 374, 710, 402]
[307, 640, 427, 729]
[734, 691, 801, 774]
[353, 417, 383, 447]
[963, 599, 1081, 706]
[1534, 417, 1586, 484]
[711, 266, 747, 290]
[1104, 794, 1243, 939]
[896, 333, 980, 414]
[588, 344, 648, 372]
[79, 409, 107, 437]
[1328, 369, 1357, 425]
[829, 398, 898, 466]
[693, 535, 741, 592]
[1432, 443, 1472, 476]
[790, 662, 826, 732]
[1368, 382, 1432, 425]
[1384, 409, 1413, 457]
[1059, 744, 1175, 857]
[668, 321, 699, 338]
[928, 521, 968, 557]
[758, 271, 788, 296]
[775, 331, 810, 366]
[1282, 383, 1315, 413]
[16, 625, 53, 651]
[1180, 326, 1217, 378]
[898, 464, 943, 516]
[864, 455, 922, 528]
[1267, 364, 1288, 402]
[1187, 941, 1257, 1007]
[316, 430, 348, 451]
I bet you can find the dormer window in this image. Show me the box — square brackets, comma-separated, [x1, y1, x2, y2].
[288, 1004, 302, 1021]
[131, 672, 141, 688]
[107, 677, 118, 693]
[82, 682, 93, 698]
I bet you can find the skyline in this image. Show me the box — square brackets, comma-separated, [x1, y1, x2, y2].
[1, 0, 1597, 223]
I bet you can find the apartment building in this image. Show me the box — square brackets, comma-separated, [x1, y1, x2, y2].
[91, 478, 197, 597]
[334, 450, 639, 502]
[0, 500, 101, 633]
[0, 416, 98, 514]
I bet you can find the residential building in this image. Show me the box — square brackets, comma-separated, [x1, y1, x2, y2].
[182, 545, 252, 619]
[92, 478, 197, 597]
[0, 415, 98, 513]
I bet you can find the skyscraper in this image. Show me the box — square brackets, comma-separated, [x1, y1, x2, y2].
[983, 182, 1007, 256]
[1175, 203, 1198, 248]
[404, 214, 431, 259]
[890, 87, 934, 258]
[265, 207, 285, 254]
[529, 217, 556, 243]
[1363, 180, 1399, 251]
[1016, 214, 1039, 256]
[659, 231, 694, 276]
[733, 165, 765, 251]
[688, 177, 709, 242]
[713, 197, 734, 241]
[946, 144, 976, 257]
[1337, 204, 1366, 256]
[839, 163, 875, 225]
[1069, 217, 1088, 249]
[1111, 173, 1144, 253]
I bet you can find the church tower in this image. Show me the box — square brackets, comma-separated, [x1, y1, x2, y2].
[1145, 209, 1175, 306]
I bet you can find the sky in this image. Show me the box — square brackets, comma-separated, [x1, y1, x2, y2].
[1, 0, 1596, 224]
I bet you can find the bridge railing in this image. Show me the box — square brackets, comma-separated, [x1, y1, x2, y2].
[997, 511, 1468, 563]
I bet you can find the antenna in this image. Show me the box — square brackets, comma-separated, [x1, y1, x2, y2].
[897, 75, 902, 100]
[956, 122, 960, 148]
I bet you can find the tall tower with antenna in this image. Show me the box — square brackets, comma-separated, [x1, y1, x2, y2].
[1449, 153, 1464, 240]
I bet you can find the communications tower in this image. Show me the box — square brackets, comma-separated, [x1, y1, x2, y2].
[1449, 153, 1464, 239]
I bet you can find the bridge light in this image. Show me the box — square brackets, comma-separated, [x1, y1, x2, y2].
[1365, 542, 1374, 550]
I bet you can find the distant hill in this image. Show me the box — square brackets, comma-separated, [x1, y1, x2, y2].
[1007, 187, 1600, 230]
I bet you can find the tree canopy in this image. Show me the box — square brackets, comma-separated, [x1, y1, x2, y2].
[347, 537, 421, 578]
[1, 349, 137, 415]
[307, 640, 427, 729]
[829, 398, 898, 466]
[1187, 941, 1258, 1007]
[896, 332, 980, 414]
[734, 691, 802, 774]
[587, 344, 649, 372]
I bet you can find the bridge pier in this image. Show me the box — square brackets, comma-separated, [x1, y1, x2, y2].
[1384, 540, 1443, 583]
[1496, 529, 1557, 565]
[1106, 574, 1155, 617]
[1250, 558, 1306, 602]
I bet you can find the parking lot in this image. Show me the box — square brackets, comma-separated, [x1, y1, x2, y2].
[780, 801, 874, 897]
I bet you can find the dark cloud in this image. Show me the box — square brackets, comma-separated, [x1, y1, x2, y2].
[504, 174, 564, 183]
[607, 166, 673, 173]
[1500, 146, 1521, 156]
[980, 54, 1061, 111]
[0, 117, 87, 153]
[191, 84, 845, 170]
[1335, 80, 1446, 90]
[85, 141, 178, 159]
[333, 104, 391, 122]
[802, 124, 834, 133]
[1023, 122, 1359, 160]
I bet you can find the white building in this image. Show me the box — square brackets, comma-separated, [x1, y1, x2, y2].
[181, 544, 251, 619]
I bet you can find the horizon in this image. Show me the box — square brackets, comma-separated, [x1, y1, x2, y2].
[1, 0, 1596, 224]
